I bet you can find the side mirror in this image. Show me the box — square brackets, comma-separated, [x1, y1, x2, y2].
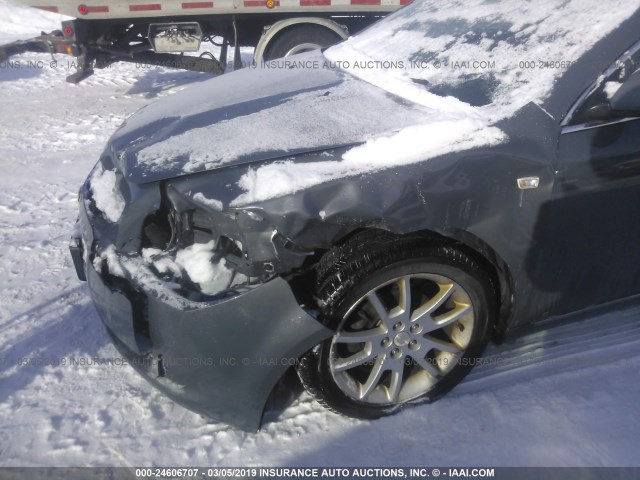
[610, 70, 640, 113]
[586, 70, 640, 120]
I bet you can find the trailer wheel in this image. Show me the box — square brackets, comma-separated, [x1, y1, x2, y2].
[263, 24, 343, 60]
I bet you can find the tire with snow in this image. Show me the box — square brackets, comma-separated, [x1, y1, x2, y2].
[263, 25, 343, 60]
[297, 231, 495, 419]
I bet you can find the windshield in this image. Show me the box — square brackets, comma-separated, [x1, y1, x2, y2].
[326, 0, 638, 116]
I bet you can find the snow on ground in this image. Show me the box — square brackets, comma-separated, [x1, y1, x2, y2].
[0, 1, 639, 468]
[0, 1, 71, 40]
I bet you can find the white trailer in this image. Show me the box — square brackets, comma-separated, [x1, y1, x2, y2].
[0, 0, 408, 82]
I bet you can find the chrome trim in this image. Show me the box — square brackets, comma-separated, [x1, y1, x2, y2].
[561, 116, 640, 135]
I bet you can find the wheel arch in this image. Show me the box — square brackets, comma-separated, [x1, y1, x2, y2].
[321, 226, 515, 342]
[431, 227, 514, 341]
[253, 17, 348, 63]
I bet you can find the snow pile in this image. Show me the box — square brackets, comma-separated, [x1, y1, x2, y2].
[89, 167, 125, 223]
[174, 241, 234, 295]
[0, 0, 70, 42]
[192, 192, 223, 211]
[232, 118, 505, 205]
[142, 241, 241, 296]
[604, 81, 623, 100]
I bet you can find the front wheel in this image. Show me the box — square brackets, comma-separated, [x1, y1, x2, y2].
[297, 234, 495, 419]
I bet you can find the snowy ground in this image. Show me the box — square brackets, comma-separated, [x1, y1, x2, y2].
[1, 1, 640, 468]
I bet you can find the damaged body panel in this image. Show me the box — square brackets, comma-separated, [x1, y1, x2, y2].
[73, 182, 332, 431]
[71, 1, 640, 429]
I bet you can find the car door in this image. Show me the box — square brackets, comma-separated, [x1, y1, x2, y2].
[529, 41, 640, 316]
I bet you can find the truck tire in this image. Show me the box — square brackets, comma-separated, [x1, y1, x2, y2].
[263, 24, 343, 60]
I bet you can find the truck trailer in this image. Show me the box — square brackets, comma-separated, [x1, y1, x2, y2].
[0, 0, 408, 82]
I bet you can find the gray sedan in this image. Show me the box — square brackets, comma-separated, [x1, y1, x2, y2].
[71, 0, 640, 430]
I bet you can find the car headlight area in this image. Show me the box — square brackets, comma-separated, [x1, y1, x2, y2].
[69, 157, 333, 431]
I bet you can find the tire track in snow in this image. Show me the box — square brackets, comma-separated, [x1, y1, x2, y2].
[456, 300, 640, 395]
[265, 300, 640, 426]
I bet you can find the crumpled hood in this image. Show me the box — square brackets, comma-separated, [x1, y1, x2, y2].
[108, 51, 433, 184]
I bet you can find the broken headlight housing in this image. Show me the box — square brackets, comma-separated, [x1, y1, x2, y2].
[138, 185, 267, 301]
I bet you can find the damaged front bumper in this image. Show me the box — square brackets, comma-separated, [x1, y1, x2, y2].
[70, 184, 332, 432]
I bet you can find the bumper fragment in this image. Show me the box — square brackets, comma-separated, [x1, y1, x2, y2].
[91, 267, 331, 431]
[71, 188, 332, 430]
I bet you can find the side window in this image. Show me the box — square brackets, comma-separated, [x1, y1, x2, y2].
[569, 42, 640, 125]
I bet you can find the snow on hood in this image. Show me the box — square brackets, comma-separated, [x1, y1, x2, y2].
[112, 0, 637, 199]
[110, 53, 445, 184]
[231, 118, 506, 206]
[229, 0, 638, 205]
